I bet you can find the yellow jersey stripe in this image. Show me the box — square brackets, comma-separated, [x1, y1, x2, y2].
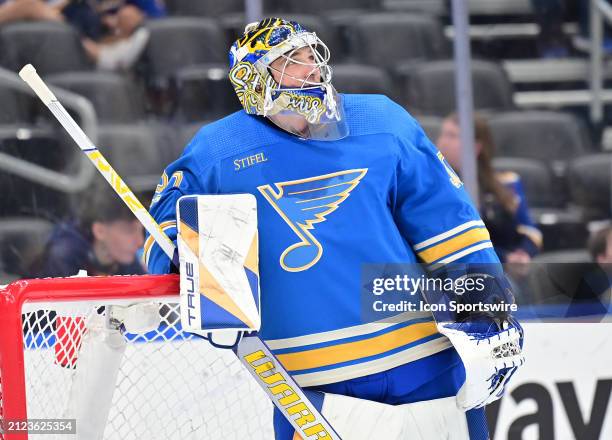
[143, 220, 176, 266]
[266, 311, 431, 350]
[413, 220, 485, 250]
[435, 241, 494, 265]
[276, 321, 438, 371]
[291, 337, 453, 388]
[417, 227, 491, 263]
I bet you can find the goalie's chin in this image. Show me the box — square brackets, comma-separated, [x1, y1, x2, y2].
[267, 92, 349, 141]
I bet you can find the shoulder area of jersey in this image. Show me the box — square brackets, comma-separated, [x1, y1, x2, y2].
[342, 93, 402, 116]
[185, 110, 276, 150]
[341, 93, 420, 136]
[187, 93, 417, 152]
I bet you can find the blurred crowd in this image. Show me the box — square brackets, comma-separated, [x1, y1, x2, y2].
[0, 0, 164, 70]
[0, 0, 610, 314]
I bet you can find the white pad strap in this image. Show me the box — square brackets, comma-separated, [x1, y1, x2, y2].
[108, 302, 161, 334]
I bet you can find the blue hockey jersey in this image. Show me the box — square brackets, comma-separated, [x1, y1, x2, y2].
[146, 94, 501, 387]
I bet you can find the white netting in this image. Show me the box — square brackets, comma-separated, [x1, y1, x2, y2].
[19, 300, 274, 440]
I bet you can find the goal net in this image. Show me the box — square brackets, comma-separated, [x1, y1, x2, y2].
[0, 274, 273, 440]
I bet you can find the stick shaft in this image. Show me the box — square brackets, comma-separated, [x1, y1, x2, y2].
[19, 64, 176, 260]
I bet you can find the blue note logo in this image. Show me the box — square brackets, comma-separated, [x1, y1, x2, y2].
[258, 169, 367, 272]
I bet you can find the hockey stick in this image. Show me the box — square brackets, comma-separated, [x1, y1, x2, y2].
[19, 64, 340, 440]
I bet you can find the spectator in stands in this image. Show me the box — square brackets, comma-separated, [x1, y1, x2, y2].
[122, 0, 165, 18]
[527, 226, 611, 311]
[531, 0, 612, 56]
[0, 0, 164, 39]
[531, 0, 570, 57]
[31, 188, 145, 277]
[81, 4, 149, 71]
[588, 224, 612, 265]
[436, 113, 543, 264]
[0, 0, 64, 25]
[584, 225, 612, 309]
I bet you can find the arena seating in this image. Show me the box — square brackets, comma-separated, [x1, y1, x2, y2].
[346, 13, 447, 67]
[174, 64, 240, 121]
[568, 153, 612, 220]
[399, 59, 515, 115]
[48, 72, 146, 123]
[143, 18, 226, 82]
[165, 0, 248, 17]
[488, 110, 591, 173]
[0, 217, 53, 279]
[0, 21, 91, 75]
[331, 64, 394, 96]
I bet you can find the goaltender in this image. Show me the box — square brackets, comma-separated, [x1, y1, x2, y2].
[146, 18, 524, 439]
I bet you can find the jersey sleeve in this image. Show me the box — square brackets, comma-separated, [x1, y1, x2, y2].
[144, 147, 219, 274]
[392, 118, 500, 267]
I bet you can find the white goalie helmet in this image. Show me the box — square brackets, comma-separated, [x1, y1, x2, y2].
[228, 17, 348, 141]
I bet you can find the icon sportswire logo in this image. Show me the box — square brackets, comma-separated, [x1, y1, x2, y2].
[257, 168, 368, 272]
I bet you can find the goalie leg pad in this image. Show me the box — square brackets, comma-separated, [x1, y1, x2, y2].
[274, 394, 473, 440]
[322, 394, 471, 440]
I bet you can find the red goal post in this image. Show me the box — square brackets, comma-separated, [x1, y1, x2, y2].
[0, 275, 273, 440]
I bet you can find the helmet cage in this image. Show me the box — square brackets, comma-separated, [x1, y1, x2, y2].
[256, 32, 339, 123]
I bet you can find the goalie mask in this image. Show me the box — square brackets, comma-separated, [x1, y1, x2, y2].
[228, 17, 348, 141]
